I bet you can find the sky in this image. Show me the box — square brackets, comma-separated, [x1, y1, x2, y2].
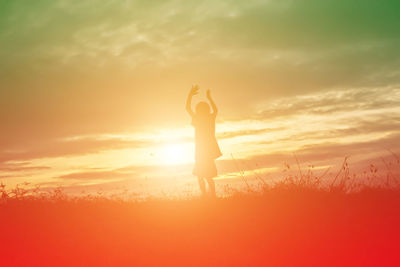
[1, 0, 400, 196]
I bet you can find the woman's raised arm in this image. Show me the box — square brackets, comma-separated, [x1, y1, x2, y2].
[186, 85, 199, 116]
[207, 89, 218, 116]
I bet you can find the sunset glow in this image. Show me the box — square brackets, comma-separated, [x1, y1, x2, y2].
[160, 143, 192, 165]
[2, 2, 400, 266]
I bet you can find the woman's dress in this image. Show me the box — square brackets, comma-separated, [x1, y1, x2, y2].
[191, 113, 222, 178]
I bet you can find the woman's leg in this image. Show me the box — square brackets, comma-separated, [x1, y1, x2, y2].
[206, 178, 216, 197]
[197, 177, 206, 195]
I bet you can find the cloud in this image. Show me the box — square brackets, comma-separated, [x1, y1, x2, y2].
[0, 136, 149, 163]
[255, 87, 400, 120]
[58, 170, 132, 181]
[0, 162, 51, 172]
[217, 127, 286, 139]
[276, 118, 400, 143]
[2, 0, 400, 80]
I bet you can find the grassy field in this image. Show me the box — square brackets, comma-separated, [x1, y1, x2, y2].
[1, 171, 400, 267]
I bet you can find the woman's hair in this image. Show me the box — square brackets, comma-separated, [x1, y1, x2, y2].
[195, 102, 210, 115]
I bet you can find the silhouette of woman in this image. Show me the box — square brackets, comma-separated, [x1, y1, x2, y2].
[186, 85, 222, 197]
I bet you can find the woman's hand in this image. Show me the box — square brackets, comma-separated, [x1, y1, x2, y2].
[190, 85, 200, 96]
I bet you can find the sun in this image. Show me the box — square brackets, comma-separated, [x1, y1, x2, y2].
[161, 143, 191, 165]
